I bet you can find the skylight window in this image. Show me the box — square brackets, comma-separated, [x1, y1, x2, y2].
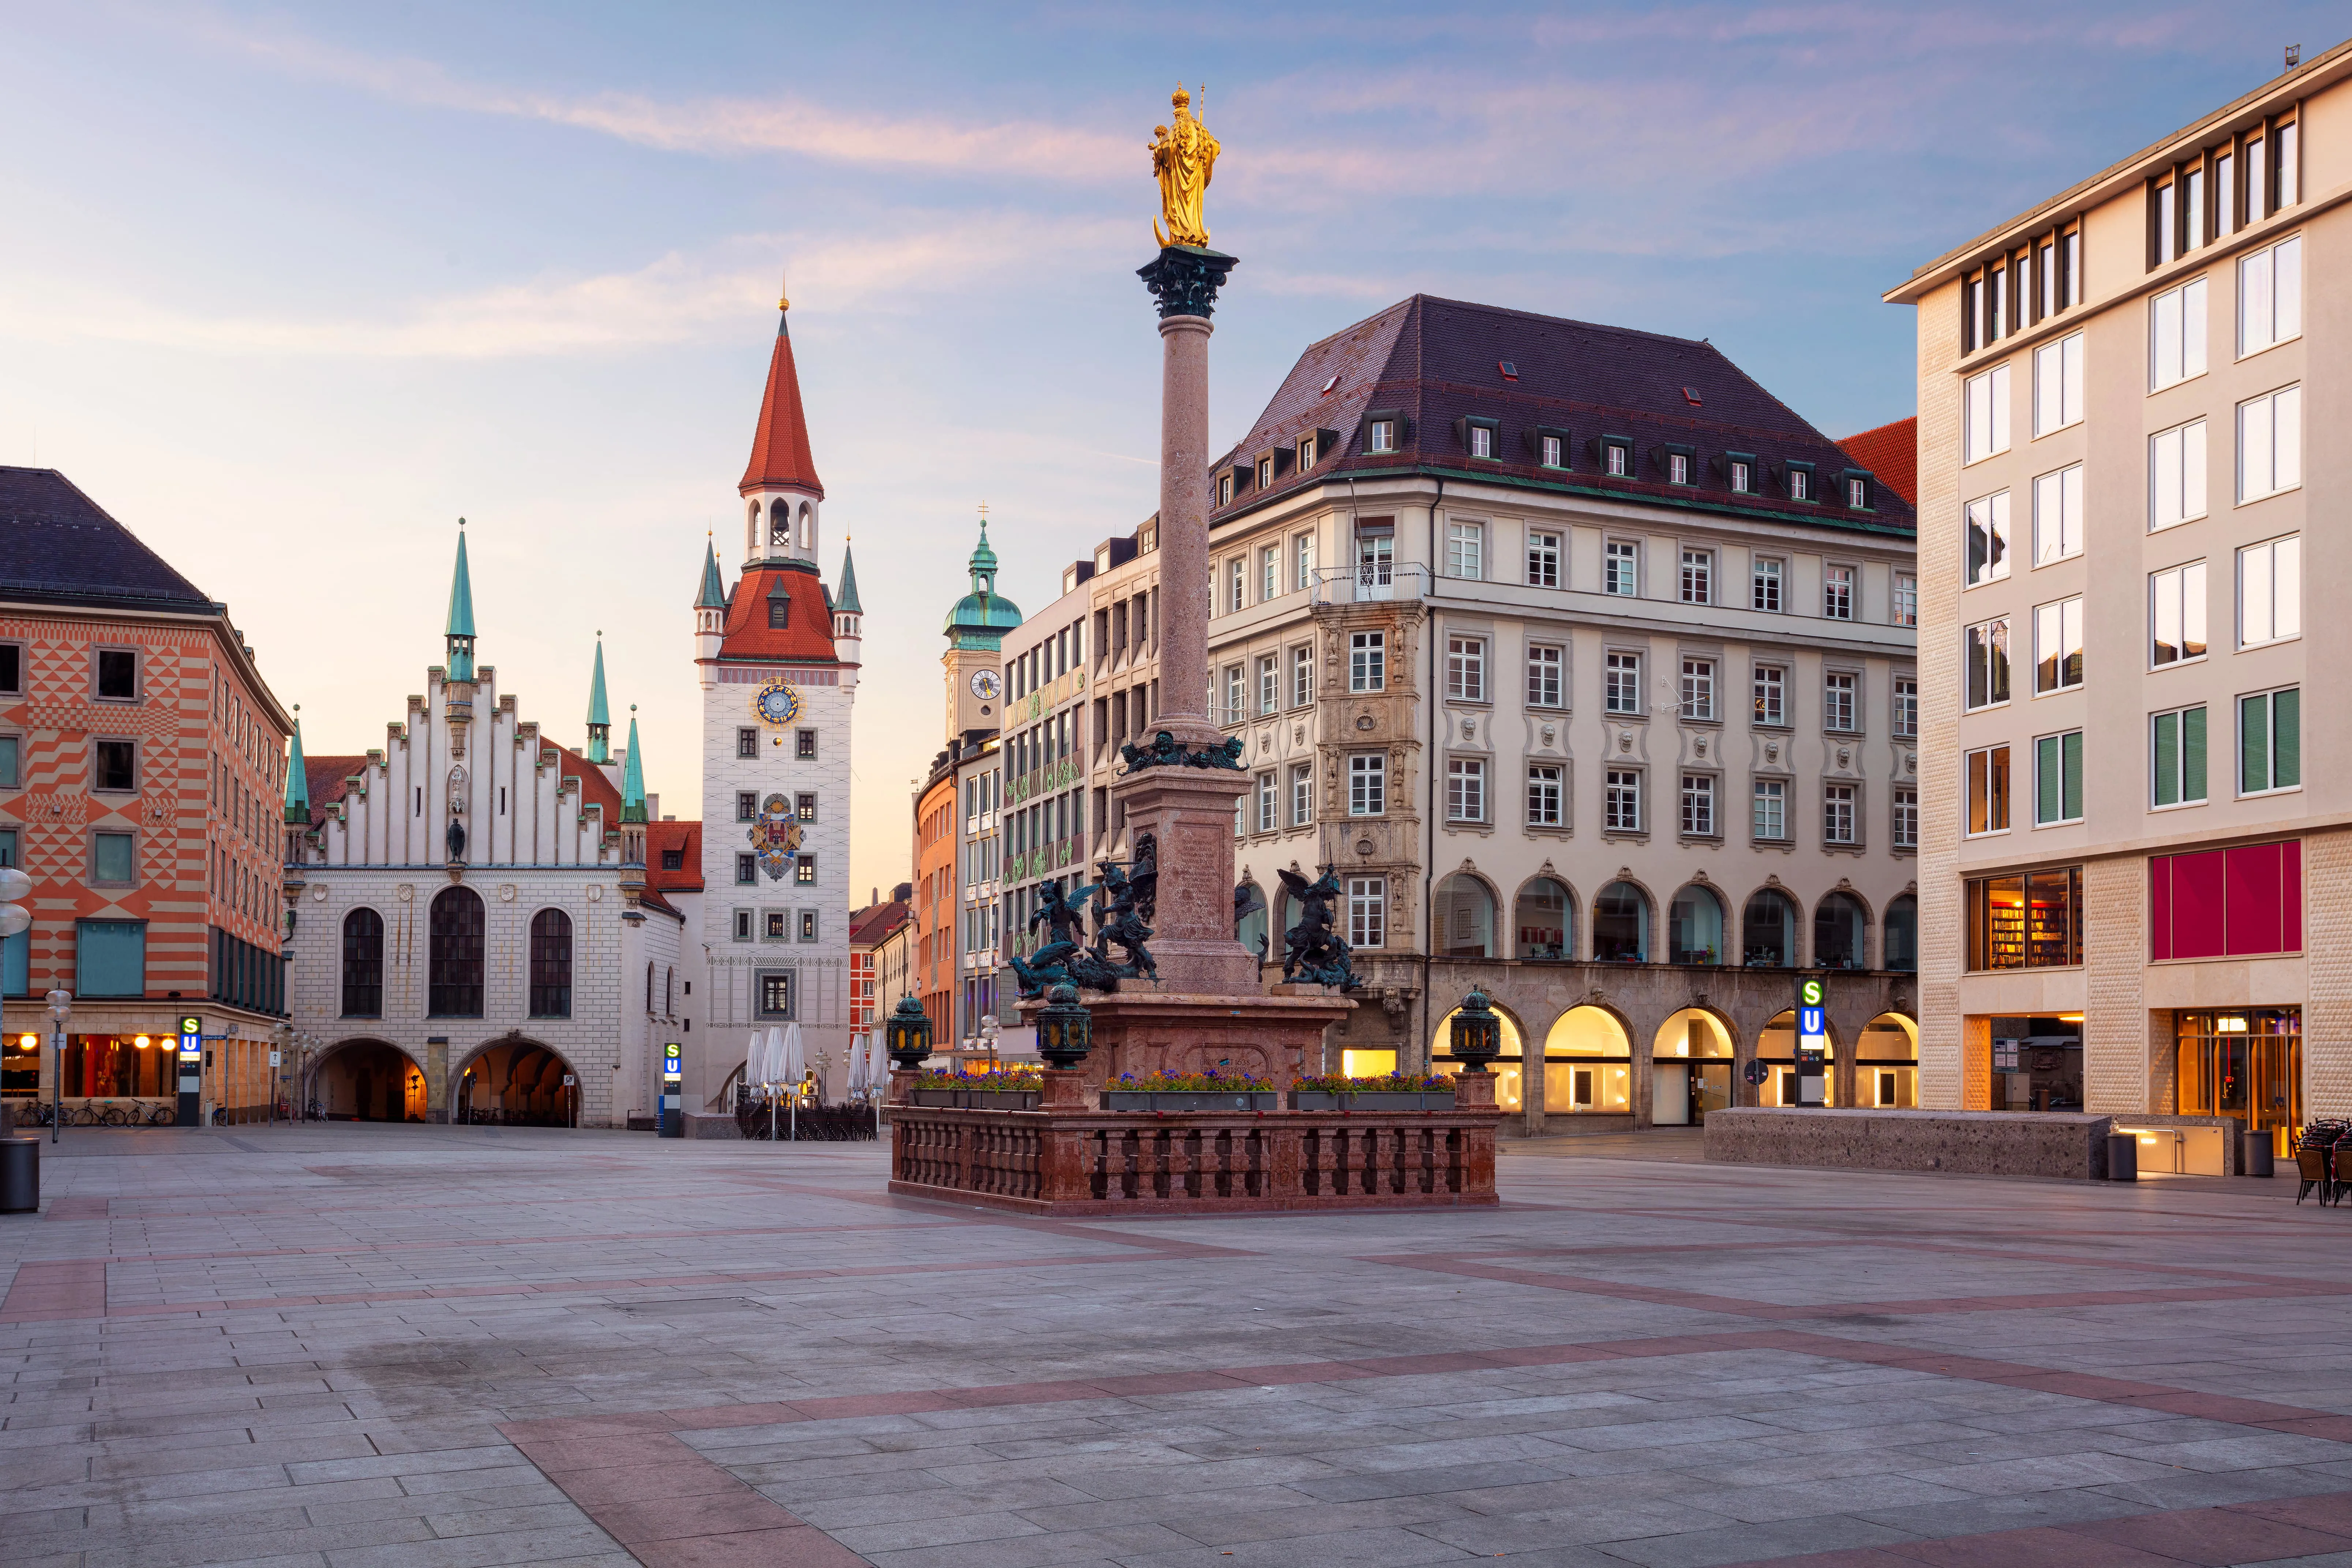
[1682, 386, 1703, 406]
[1498, 361, 1518, 380]
[1319, 375, 1340, 394]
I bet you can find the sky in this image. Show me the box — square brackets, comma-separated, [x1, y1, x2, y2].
[1, 1, 2338, 900]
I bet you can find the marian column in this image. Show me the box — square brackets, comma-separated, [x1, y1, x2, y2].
[1111, 85, 1252, 997]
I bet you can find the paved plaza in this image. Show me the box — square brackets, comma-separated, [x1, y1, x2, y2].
[4, 1127, 2352, 1568]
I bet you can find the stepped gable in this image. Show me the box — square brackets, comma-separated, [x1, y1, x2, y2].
[296, 746, 620, 827]
[1209, 294, 1917, 536]
[0, 465, 218, 612]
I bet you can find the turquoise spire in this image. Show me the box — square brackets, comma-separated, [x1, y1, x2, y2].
[835, 542, 863, 615]
[944, 513, 1022, 650]
[585, 635, 611, 764]
[445, 521, 478, 681]
[695, 536, 727, 609]
[281, 706, 311, 825]
[620, 706, 648, 825]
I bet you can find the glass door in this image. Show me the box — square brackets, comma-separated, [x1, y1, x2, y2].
[2176, 1008, 2302, 1152]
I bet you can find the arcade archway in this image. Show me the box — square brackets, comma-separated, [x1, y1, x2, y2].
[453, 1038, 578, 1127]
[314, 1040, 426, 1122]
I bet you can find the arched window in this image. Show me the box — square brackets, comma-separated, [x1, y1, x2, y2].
[1433, 873, 1496, 958]
[340, 908, 383, 1018]
[664, 965, 675, 1015]
[1742, 889, 1797, 966]
[745, 499, 760, 556]
[1884, 895, 1918, 973]
[798, 502, 813, 549]
[645, 961, 656, 1014]
[1234, 883, 1269, 960]
[427, 887, 484, 1017]
[1543, 1006, 1633, 1115]
[768, 498, 790, 549]
[1513, 877, 1572, 961]
[1593, 881, 1649, 962]
[528, 909, 572, 1018]
[1667, 884, 1726, 965]
[1814, 892, 1868, 970]
[767, 588, 791, 629]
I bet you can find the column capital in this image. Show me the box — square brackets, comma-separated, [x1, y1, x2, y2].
[1138, 246, 1239, 321]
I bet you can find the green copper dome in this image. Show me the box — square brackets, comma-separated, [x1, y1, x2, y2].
[945, 519, 1022, 650]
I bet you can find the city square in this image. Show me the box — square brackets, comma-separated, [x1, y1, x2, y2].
[8, 7, 2352, 1563]
[4, 1129, 2352, 1567]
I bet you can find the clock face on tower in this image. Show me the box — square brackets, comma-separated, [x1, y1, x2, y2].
[753, 678, 802, 727]
[970, 669, 1003, 701]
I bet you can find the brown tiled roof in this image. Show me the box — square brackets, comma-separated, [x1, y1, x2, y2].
[303, 755, 370, 828]
[850, 898, 909, 948]
[739, 314, 824, 498]
[716, 564, 840, 662]
[0, 466, 218, 613]
[1209, 295, 1915, 538]
[1838, 417, 1918, 506]
[647, 820, 703, 893]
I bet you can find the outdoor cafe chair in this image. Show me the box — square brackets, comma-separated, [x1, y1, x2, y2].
[2296, 1144, 2330, 1206]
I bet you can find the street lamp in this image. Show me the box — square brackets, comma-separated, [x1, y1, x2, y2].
[884, 996, 933, 1070]
[979, 1013, 1001, 1075]
[1448, 988, 1502, 1076]
[44, 991, 71, 1145]
[1035, 983, 1092, 1071]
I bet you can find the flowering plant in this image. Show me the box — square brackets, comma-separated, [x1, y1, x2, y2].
[1112, 1069, 1274, 1092]
[960, 1069, 1045, 1092]
[1293, 1070, 1452, 1093]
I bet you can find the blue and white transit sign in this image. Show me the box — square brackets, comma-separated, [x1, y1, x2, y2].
[662, 1043, 682, 1080]
[1798, 1006, 1826, 1041]
[177, 1014, 202, 1061]
[1793, 978, 1828, 1106]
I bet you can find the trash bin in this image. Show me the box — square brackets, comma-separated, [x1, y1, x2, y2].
[2105, 1131, 2138, 1182]
[2242, 1130, 2276, 1178]
[0, 1139, 38, 1215]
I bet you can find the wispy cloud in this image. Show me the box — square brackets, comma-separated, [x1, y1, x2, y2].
[0, 217, 1129, 358]
[191, 16, 1138, 182]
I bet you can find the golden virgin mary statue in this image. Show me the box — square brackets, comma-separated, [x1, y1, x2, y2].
[1149, 84, 1220, 249]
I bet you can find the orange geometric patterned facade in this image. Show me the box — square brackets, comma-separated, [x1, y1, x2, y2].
[1, 467, 293, 1119]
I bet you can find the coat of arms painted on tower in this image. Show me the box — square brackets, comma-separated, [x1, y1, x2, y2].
[751, 793, 803, 881]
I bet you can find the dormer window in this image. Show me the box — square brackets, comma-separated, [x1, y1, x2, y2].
[1217, 473, 1234, 507]
[1460, 416, 1499, 460]
[1367, 413, 1399, 454]
[1846, 472, 1873, 510]
[1541, 434, 1563, 468]
[1257, 456, 1273, 489]
[1727, 455, 1754, 493]
[1603, 439, 1631, 477]
[767, 591, 791, 629]
[1668, 452, 1690, 484]
[1296, 434, 1316, 469]
[1787, 463, 1814, 502]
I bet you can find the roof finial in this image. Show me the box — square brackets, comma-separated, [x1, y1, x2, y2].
[778, 264, 790, 313]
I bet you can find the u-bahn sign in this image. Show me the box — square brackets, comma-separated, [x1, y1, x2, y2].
[1794, 977, 1828, 1106]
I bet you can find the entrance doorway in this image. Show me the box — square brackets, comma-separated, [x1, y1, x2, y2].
[1857, 1014, 1920, 1107]
[316, 1041, 425, 1121]
[455, 1040, 578, 1127]
[2176, 1008, 2300, 1153]
[1650, 1009, 1733, 1125]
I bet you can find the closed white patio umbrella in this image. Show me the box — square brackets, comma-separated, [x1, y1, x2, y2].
[848, 1034, 871, 1097]
[783, 1023, 806, 1141]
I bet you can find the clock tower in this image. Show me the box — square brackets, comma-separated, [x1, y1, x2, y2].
[942, 516, 1022, 740]
[687, 275, 862, 1108]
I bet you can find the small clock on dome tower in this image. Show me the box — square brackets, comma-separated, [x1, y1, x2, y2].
[970, 669, 1002, 702]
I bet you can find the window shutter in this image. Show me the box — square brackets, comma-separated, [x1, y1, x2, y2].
[2061, 731, 2083, 821]
[2183, 706, 2207, 802]
[2036, 736, 2060, 824]
[2153, 712, 2179, 807]
[2274, 688, 2300, 787]
[2240, 694, 2268, 793]
[1451, 417, 1469, 451]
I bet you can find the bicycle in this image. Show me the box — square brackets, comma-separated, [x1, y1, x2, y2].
[101, 1105, 128, 1127]
[146, 1103, 175, 1126]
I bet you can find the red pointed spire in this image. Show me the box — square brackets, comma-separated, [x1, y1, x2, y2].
[738, 299, 824, 499]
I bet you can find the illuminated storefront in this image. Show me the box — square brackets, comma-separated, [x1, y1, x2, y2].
[2176, 1009, 2300, 1153]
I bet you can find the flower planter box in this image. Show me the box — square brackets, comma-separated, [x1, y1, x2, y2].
[1289, 1091, 1458, 1112]
[909, 1088, 1041, 1109]
[1101, 1090, 1280, 1113]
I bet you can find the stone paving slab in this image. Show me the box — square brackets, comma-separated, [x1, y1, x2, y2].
[7, 1122, 2352, 1565]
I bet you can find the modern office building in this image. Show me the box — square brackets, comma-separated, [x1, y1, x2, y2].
[1892, 47, 2345, 1150]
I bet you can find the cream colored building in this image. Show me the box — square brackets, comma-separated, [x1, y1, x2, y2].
[1200, 295, 1921, 1131]
[1891, 48, 2347, 1153]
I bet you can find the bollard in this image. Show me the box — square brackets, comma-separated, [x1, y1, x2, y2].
[0, 1135, 37, 1215]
